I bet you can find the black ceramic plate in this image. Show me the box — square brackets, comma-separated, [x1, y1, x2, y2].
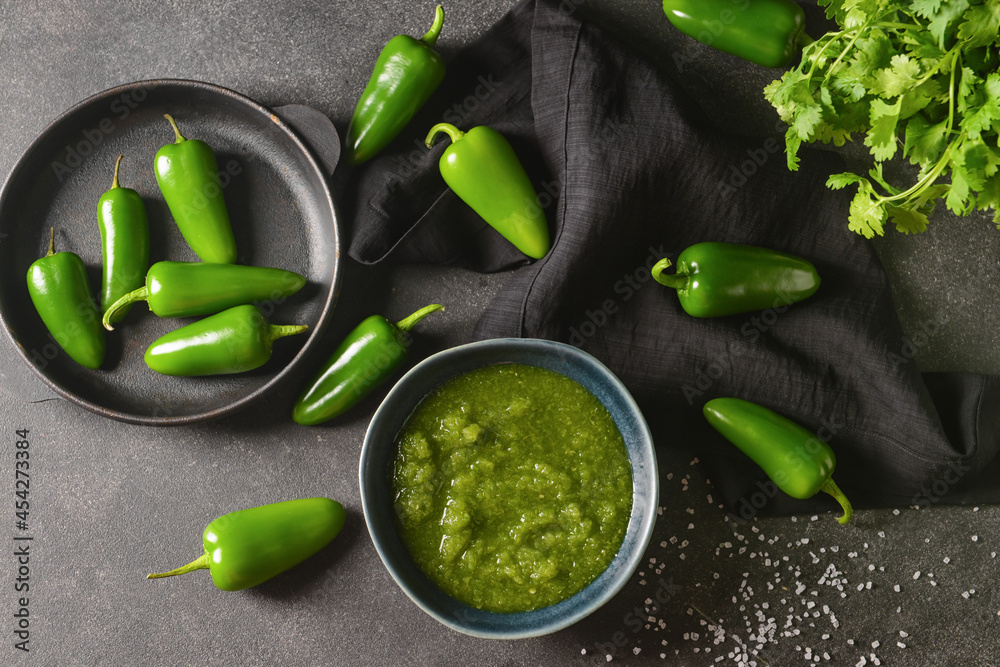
[0, 80, 341, 425]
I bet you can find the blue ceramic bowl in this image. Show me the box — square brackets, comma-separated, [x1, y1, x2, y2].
[359, 338, 658, 639]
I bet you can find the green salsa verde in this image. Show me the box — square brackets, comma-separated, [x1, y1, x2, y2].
[391, 363, 633, 613]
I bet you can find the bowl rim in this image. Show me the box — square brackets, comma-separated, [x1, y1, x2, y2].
[359, 337, 659, 639]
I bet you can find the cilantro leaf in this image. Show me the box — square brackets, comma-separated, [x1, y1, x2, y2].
[926, 0, 969, 47]
[976, 173, 1000, 221]
[784, 128, 803, 171]
[945, 167, 972, 215]
[958, 2, 1000, 49]
[865, 97, 902, 160]
[910, 0, 943, 20]
[886, 203, 929, 233]
[903, 114, 948, 167]
[871, 54, 922, 97]
[793, 101, 824, 141]
[962, 73, 1000, 140]
[847, 181, 888, 238]
[957, 66, 980, 115]
[827, 172, 867, 190]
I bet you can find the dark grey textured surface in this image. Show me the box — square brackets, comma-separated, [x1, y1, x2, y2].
[2, 1, 1000, 665]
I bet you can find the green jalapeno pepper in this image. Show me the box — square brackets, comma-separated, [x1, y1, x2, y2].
[703, 397, 852, 524]
[292, 303, 443, 425]
[26, 229, 105, 370]
[147, 497, 346, 591]
[651, 242, 820, 318]
[102, 261, 306, 330]
[661, 0, 812, 69]
[155, 114, 237, 264]
[345, 5, 446, 165]
[144, 304, 308, 376]
[98, 155, 150, 324]
[425, 123, 550, 259]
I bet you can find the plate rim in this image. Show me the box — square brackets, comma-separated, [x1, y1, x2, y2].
[0, 78, 342, 426]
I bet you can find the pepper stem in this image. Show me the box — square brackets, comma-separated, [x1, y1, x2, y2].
[146, 553, 210, 580]
[164, 114, 186, 143]
[797, 31, 815, 50]
[396, 304, 444, 332]
[266, 324, 310, 344]
[425, 123, 465, 149]
[102, 285, 150, 331]
[421, 5, 445, 47]
[111, 154, 124, 189]
[651, 258, 689, 291]
[821, 477, 853, 525]
[45, 227, 56, 258]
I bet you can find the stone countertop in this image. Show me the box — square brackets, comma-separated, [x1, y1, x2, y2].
[2, 1, 999, 665]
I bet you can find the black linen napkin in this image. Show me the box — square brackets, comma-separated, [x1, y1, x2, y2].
[344, 0, 1000, 514]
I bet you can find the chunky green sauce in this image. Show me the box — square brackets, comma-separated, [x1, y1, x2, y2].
[391, 363, 633, 613]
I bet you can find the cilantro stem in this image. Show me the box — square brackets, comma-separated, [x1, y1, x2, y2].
[827, 22, 872, 76]
[945, 51, 961, 137]
[806, 16, 915, 80]
[804, 29, 860, 80]
[876, 141, 955, 206]
[872, 50, 962, 208]
[912, 45, 962, 87]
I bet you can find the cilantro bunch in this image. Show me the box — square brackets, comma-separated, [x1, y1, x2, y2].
[764, 0, 1000, 237]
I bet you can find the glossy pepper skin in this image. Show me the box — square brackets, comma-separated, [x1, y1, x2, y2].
[425, 123, 550, 259]
[292, 303, 443, 425]
[345, 5, 446, 165]
[144, 304, 308, 376]
[147, 498, 346, 591]
[26, 229, 105, 369]
[98, 155, 149, 324]
[102, 261, 305, 330]
[651, 242, 820, 317]
[154, 114, 237, 263]
[703, 397, 852, 523]
[661, 0, 811, 69]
